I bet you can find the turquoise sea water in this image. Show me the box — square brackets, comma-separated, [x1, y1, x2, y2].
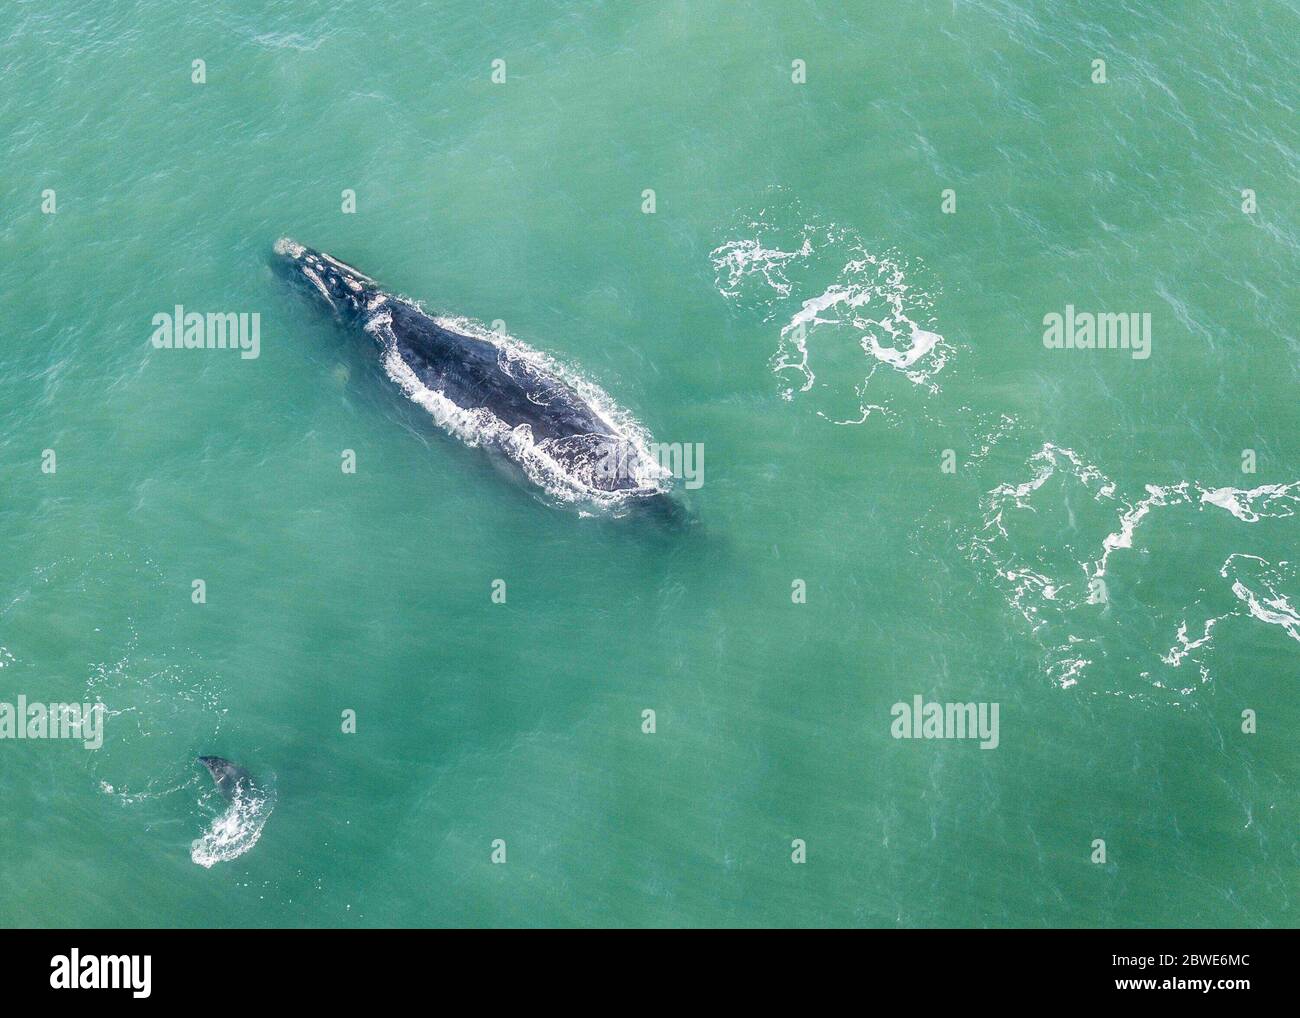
[1, 1, 1296, 927]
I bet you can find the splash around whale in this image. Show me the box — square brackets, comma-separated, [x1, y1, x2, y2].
[273, 238, 674, 513]
[191, 755, 274, 868]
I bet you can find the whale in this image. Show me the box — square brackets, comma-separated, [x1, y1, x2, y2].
[193, 755, 273, 868]
[197, 755, 254, 799]
[273, 238, 673, 510]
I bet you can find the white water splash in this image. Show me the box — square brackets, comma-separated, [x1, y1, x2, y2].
[969, 442, 1300, 692]
[1094, 482, 1193, 582]
[1199, 482, 1299, 522]
[1159, 555, 1298, 679]
[710, 196, 949, 420]
[711, 235, 812, 299]
[1222, 554, 1300, 642]
[1161, 613, 1228, 667]
[191, 783, 275, 869]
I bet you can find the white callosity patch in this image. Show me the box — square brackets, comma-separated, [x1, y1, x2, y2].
[969, 443, 1300, 694]
[710, 196, 948, 422]
[273, 237, 305, 259]
[278, 239, 377, 316]
[367, 304, 669, 510]
[302, 267, 334, 305]
[317, 251, 376, 283]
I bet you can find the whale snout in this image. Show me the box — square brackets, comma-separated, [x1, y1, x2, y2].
[197, 755, 224, 778]
[270, 237, 307, 284]
[272, 238, 376, 316]
[273, 236, 305, 259]
[198, 754, 255, 799]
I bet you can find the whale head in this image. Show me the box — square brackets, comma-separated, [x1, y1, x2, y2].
[198, 755, 254, 800]
[273, 237, 378, 318]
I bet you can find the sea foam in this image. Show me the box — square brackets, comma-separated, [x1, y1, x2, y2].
[710, 193, 949, 422]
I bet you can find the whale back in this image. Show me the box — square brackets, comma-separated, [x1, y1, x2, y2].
[275, 239, 672, 503]
[382, 301, 616, 443]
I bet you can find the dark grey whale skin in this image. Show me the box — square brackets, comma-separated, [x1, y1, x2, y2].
[271, 238, 658, 497]
[197, 755, 254, 799]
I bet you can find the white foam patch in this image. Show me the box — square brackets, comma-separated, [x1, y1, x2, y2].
[711, 236, 812, 298]
[1161, 613, 1229, 667]
[191, 783, 275, 869]
[1161, 556, 1299, 673]
[710, 197, 949, 418]
[1223, 555, 1300, 642]
[370, 305, 669, 509]
[1200, 482, 1299, 522]
[1094, 483, 1193, 581]
[81, 618, 228, 804]
[969, 443, 1300, 693]
[972, 444, 1111, 611]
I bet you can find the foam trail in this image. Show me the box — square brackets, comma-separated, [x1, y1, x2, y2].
[1200, 482, 1299, 522]
[1223, 555, 1300, 643]
[968, 442, 1300, 693]
[710, 196, 949, 416]
[191, 784, 275, 868]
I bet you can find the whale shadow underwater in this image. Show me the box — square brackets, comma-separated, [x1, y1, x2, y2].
[272, 239, 694, 529]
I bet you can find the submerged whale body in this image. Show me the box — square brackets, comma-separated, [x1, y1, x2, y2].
[273, 238, 671, 509]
